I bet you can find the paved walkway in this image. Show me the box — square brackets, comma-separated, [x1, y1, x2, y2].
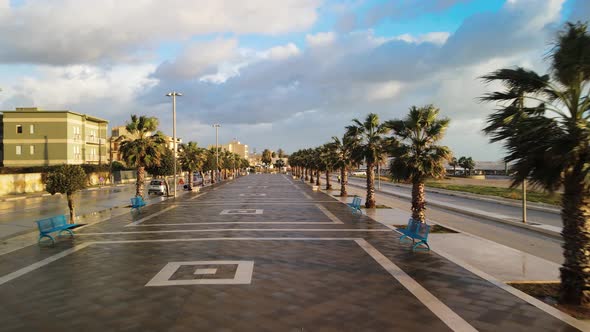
[0, 174, 585, 331]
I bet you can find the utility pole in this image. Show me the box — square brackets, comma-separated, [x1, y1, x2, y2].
[522, 180, 527, 223]
[213, 124, 221, 182]
[166, 91, 182, 198]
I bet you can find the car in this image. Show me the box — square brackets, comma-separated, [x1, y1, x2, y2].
[350, 170, 367, 176]
[148, 179, 168, 195]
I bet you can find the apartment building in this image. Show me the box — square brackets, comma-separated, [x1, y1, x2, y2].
[0, 107, 108, 167]
[221, 139, 249, 159]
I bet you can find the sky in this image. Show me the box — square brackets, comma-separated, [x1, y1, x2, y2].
[0, 0, 588, 160]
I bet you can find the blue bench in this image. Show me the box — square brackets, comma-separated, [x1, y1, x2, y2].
[130, 196, 146, 210]
[36, 215, 79, 245]
[398, 219, 431, 251]
[347, 196, 363, 214]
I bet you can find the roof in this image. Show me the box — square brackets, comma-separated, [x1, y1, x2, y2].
[1, 107, 108, 123]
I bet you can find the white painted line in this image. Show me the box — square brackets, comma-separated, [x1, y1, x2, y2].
[146, 261, 254, 286]
[174, 201, 340, 205]
[220, 209, 263, 215]
[125, 205, 178, 226]
[355, 239, 478, 332]
[95, 237, 359, 244]
[194, 268, 217, 275]
[78, 229, 392, 236]
[301, 190, 312, 200]
[189, 192, 207, 200]
[131, 222, 335, 226]
[0, 243, 91, 286]
[315, 204, 344, 224]
[433, 248, 590, 331]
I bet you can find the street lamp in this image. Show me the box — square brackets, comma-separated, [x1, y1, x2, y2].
[212, 124, 221, 182]
[166, 91, 182, 198]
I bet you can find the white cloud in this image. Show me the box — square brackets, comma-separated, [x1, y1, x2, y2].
[0, 0, 321, 65]
[366, 81, 403, 101]
[306, 32, 336, 47]
[393, 32, 450, 45]
[266, 43, 301, 60]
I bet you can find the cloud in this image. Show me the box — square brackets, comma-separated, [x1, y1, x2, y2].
[153, 39, 238, 80]
[306, 32, 336, 47]
[0, 0, 320, 65]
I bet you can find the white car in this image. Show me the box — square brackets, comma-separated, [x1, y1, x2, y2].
[148, 179, 168, 195]
[350, 170, 367, 176]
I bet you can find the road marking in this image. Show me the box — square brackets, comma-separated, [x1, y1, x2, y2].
[130, 222, 335, 226]
[355, 239, 478, 332]
[300, 190, 312, 200]
[0, 243, 91, 286]
[315, 204, 344, 224]
[125, 205, 178, 226]
[189, 192, 207, 200]
[433, 248, 590, 331]
[77, 229, 391, 236]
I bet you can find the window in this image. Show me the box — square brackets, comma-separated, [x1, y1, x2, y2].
[30, 145, 35, 155]
[16, 145, 22, 155]
[16, 125, 22, 134]
[29, 124, 35, 134]
[73, 126, 80, 140]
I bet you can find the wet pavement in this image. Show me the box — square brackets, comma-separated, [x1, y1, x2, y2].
[0, 174, 583, 331]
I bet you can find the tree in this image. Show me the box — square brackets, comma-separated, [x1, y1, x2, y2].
[449, 157, 458, 176]
[346, 113, 390, 208]
[271, 151, 277, 158]
[277, 148, 286, 158]
[119, 115, 166, 198]
[274, 158, 285, 170]
[458, 156, 475, 175]
[319, 143, 338, 190]
[327, 134, 357, 197]
[146, 147, 177, 195]
[45, 164, 87, 223]
[480, 22, 590, 306]
[178, 141, 206, 189]
[386, 105, 451, 223]
[261, 149, 272, 167]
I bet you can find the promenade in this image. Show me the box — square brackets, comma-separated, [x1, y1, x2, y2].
[0, 174, 583, 331]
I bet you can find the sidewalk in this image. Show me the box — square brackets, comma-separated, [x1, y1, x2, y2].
[311, 181, 561, 283]
[0, 183, 131, 202]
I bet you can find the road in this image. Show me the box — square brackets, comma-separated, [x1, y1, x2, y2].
[0, 184, 169, 239]
[345, 176, 562, 227]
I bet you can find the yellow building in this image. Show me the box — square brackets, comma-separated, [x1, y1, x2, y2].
[220, 139, 249, 159]
[1, 107, 108, 167]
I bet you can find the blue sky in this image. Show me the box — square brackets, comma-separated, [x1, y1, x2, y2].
[0, 0, 586, 160]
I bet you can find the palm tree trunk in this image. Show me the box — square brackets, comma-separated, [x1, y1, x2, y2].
[411, 180, 426, 222]
[310, 170, 315, 184]
[559, 175, 590, 306]
[366, 163, 376, 208]
[136, 166, 145, 198]
[340, 167, 348, 197]
[304, 168, 309, 181]
[325, 170, 331, 190]
[315, 170, 320, 186]
[67, 192, 75, 223]
[210, 170, 215, 184]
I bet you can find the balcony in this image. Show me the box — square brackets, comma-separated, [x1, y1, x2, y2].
[86, 136, 106, 145]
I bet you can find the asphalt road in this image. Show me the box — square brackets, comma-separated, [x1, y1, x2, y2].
[344, 176, 562, 227]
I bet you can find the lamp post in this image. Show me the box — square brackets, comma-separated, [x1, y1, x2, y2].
[213, 124, 221, 182]
[166, 91, 182, 198]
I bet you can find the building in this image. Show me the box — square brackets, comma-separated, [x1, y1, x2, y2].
[109, 125, 181, 163]
[1, 107, 108, 167]
[220, 139, 249, 160]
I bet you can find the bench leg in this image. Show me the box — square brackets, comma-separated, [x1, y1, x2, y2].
[399, 235, 410, 243]
[38, 234, 55, 246]
[412, 241, 430, 252]
[59, 229, 74, 238]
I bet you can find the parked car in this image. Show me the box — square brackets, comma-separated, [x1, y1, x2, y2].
[148, 179, 168, 195]
[350, 170, 367, 176]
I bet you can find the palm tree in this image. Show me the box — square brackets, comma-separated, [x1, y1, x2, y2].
[327, 134, 357, 197]
[480, 22, 590, 306]
[449, 157, 458, 176]
[458, 156, 475, 175]
[178, 141, 206, 190]
[346, 113, 390, 208]
[119, 115, 165, 198]
[386, 105, 451, 222]
[318, 144, 338, 190]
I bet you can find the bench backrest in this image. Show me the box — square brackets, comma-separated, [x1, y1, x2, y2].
[353, 196, 361, 207]
[36, 215, 67, 232]
[407, 218, 430, 239]
[131, 197, 144, 206]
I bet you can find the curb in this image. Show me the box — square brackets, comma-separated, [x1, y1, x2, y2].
[0, 183, 134, 202]
[346, 182, 562, 240]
